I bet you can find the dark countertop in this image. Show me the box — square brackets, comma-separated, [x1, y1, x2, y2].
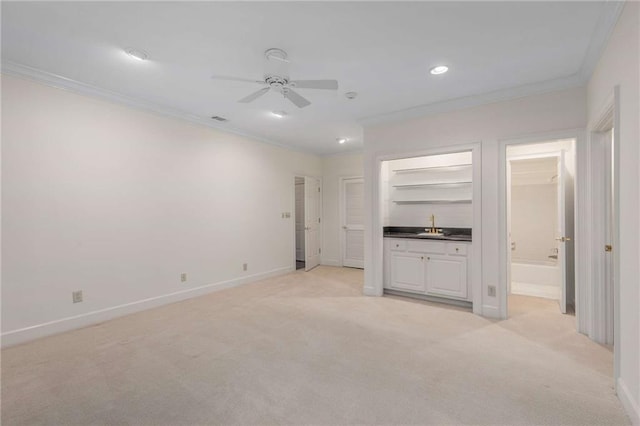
[383, 226, 472, 242]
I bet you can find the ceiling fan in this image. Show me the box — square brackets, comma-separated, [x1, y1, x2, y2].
[212, 48, 338, 108]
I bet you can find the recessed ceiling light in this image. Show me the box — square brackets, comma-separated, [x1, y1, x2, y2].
[337, 138, 347, 144]
[125, 47, 149, 61]
[271, 111, 287, 118]
[430, 65, 449, 75]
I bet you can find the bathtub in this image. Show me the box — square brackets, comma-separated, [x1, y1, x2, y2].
[510, 259, 561, 300]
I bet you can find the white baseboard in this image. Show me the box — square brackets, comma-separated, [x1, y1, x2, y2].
[511, 281, 560, 300]
[320, 258, 342, 267]
[363, 286, 381, 296]
[481, 304, 503, 319]
[1, 266, 293, 348]
[618, 378, 640, 425]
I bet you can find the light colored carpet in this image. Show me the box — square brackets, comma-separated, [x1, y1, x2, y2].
[1, 266, 629, 425]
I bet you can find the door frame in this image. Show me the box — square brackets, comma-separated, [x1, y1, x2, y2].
[498, 129, 581, 321]
[585, 87, 620, 381]
[339, 176, 364, 268]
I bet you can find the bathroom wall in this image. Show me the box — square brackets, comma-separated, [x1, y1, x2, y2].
[510, 157, 558, 264]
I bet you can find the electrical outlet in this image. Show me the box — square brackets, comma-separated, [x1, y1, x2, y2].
[243, 263, 248, 271]
[488, 285, 496, 297]
[72, 290, 83, 303]
[181, 273, 187, 283]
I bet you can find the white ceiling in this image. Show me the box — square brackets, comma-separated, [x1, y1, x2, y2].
[1, 2, 619, 155]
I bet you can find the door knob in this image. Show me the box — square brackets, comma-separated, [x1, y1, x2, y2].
[605, 245, 612, 252]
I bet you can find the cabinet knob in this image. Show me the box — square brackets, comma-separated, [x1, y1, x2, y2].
[396, 244, 399, 247]
[427, 257, 430, 261]
[455, 248, 459, 252]
[421, 256, 424, 260]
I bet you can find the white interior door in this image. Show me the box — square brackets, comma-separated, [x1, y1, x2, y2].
[304, 176, 321, 271]
[342, 178, 364, 268]
[557, 152, 568, 314]
[295, 179, 305, 262]
[604, 129, 614, 344]
[506, 161, 513, 294]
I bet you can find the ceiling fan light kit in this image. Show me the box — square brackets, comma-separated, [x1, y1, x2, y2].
[430, 65, 449, 75]
[212, 48, 339, 109]
[125, 47, 149, 61]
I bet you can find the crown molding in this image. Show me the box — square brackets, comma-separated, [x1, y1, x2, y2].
[576, 0, 626, 82]
[1, 61, 318, 156]
[358, 72, 586, 127]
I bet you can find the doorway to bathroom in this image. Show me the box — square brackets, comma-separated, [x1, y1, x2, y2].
[506, 139, 576, 317]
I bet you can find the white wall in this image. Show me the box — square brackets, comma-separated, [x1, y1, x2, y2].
[587, 2, 640, 423]
[320, 153, 363, 267]
[363, 86, 587, 318]
[510, 178, 557, 263]
[1, 74, 322, 346]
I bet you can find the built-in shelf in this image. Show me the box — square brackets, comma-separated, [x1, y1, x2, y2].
[393, 181, 472, 188]
[392, 164, 472, 173]
[392, 199, 472, 204]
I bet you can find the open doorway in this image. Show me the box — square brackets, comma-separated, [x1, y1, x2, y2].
[295, 177, 305, 270]
[294, 176, 322, 272]
[505, 139, 576, 318]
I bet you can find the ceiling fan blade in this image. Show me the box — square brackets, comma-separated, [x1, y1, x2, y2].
[284, 89, 311, 108]
[212, 75, 266, 85]
[238, 87, 270, 103]
[289, 80, 338, 90]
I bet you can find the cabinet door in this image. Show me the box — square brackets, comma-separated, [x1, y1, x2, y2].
[426, 255, 467, 298]
[390, 252, 426, 293]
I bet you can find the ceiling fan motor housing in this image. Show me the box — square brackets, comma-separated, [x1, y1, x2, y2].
[265, 75, 289, 91]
